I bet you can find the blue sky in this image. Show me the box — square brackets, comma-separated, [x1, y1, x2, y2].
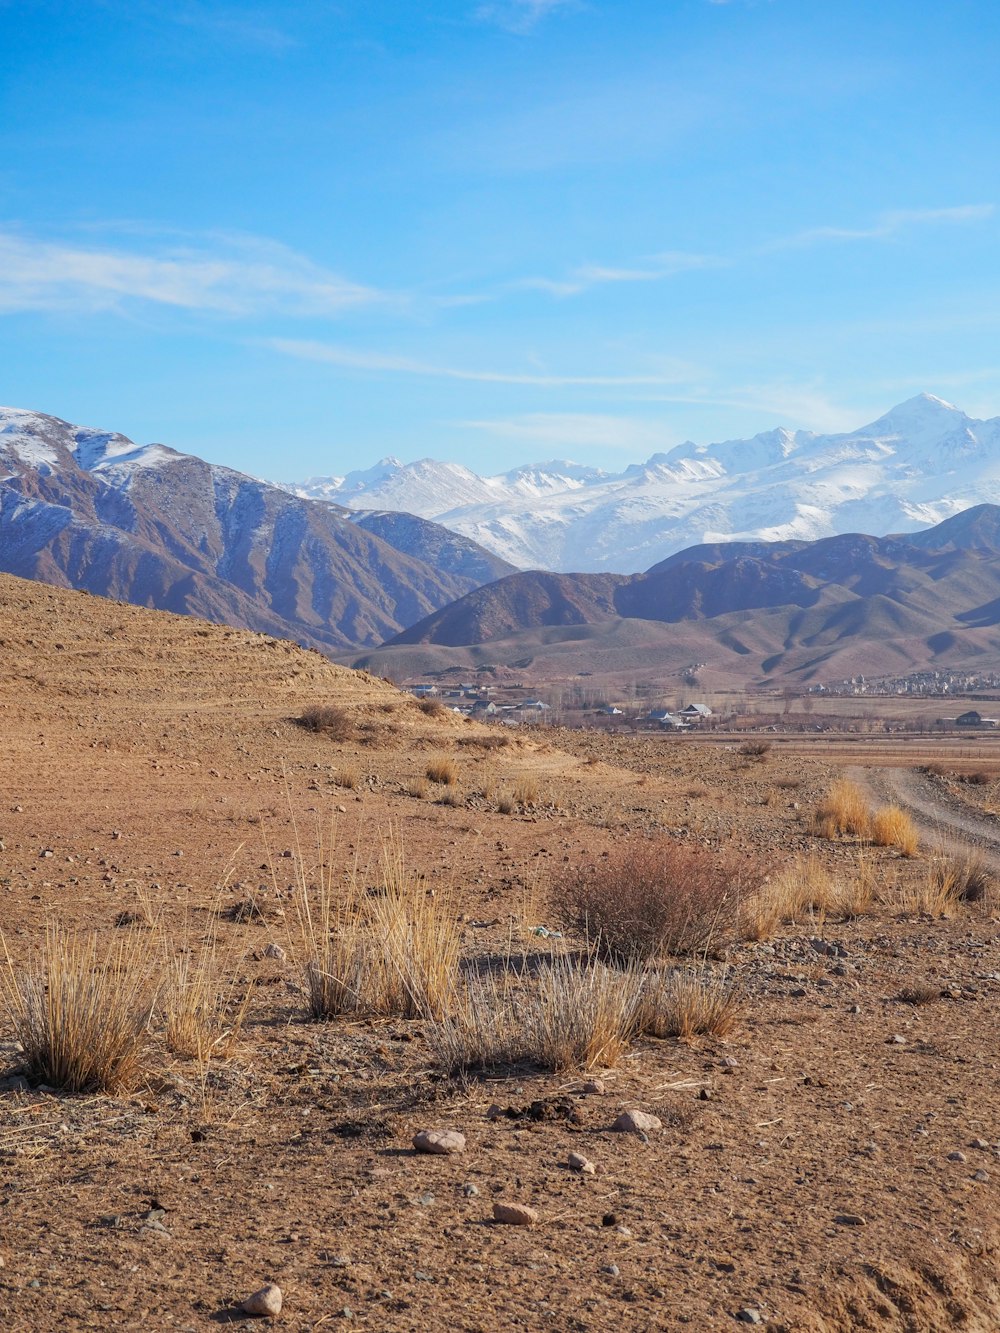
[1, 0, 998, 478]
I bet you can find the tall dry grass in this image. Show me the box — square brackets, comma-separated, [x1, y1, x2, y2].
[1, 926, 158, 1093]
[426, 756, 458, 786]
[637, 968, 741, 1040]
[870, 806, 919, 856]
[814, 778, 872, 840]
[161, 915, 251, 1062]
[741, 854, 837, 938]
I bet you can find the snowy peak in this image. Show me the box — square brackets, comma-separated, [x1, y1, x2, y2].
[285, 394, 1000, 572]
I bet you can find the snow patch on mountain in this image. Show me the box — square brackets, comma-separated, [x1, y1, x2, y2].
[288, 395, 1000, 572]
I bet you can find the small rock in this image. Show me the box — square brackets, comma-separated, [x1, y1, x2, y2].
[581, 1079, 605, 1095]
[948, 1151, 967, 1162]
[493, 1201, 538, 1226]
[848, 1004, 861, 1014]
[600, 1263, 620, 1277]
[612, 1110, 661, 1134]
[889, 1035, 907, 1045]
[263, 943, 286, 961]
[973, 1169, 989, 1182]
[736, 1310, 763, 1325]
[834, 1213, 866, 1226]
[486, 1104, 504, 1122]
[462, 1183, 480, 1198]
[413, 1129, 466, 1156]
[241, 1283, 282, 1317]
[970, 1138, 990, 1150]
[568, 1152, 596, 1175]
[720, 1056, 739, 1071]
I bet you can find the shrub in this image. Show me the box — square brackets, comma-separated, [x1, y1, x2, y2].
[334, 766, 359, 791]
[637, 968, 741, 1039]
[513, 776, 539, 807]
[555, 839, 758, 963]
[814, 779, 872, 839]
[426, 756, 458, 786]
[299, 705, 354, 740]
[738, 740, 772, 759]
[1, 927, 157, 1093]
[925, 852, 992, 907]
[406, 777, 428, 799]
[870, 806, 919, 856]
[418, 697, 448, 719]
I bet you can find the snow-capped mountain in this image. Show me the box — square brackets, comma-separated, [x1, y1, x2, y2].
[289, 396, 1000, 573]
[0, 408, 510, 651]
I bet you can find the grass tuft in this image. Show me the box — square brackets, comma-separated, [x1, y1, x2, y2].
[1, 926, 158, 1094]
[637, 968, 741, 1040]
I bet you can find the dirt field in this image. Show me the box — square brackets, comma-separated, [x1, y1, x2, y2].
[1, 574, 998, 1331]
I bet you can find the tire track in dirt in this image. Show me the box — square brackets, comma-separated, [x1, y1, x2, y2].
[849, 763, 1000, 867]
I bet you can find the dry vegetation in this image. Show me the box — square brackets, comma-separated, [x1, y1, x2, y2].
[5, 576, 1000, 1330]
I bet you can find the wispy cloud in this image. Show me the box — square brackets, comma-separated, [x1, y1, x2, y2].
[518, 250, 725, 297]
[268, 338, 697, 387]
[474, 0, 579, 35]
[0, 229, 382, 317]
[455, 411, 672, 453]
[771, 204, 995, 250]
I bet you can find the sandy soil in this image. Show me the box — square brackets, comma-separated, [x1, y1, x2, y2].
[0, 575, 998, 1331]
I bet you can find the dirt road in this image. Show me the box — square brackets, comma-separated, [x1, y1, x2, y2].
[851, 762, 1000, 863]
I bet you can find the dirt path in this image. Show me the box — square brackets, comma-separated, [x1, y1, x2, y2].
[850, 763, 1000, 865]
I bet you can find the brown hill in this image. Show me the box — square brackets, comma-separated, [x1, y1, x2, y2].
[0, 408, 510, 653]
[364, 507, 1000, 686]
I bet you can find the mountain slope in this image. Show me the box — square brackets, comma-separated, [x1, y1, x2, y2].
[365, 506, 1000, 686]
[0, 408, 506, 652]
[291, 395, 1000, 572]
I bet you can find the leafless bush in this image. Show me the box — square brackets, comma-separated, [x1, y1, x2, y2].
[738, 739, 772, 759]
[418, 697, 448, 719]
[299, 705, 355, 740]
[555, 839, 759, 963]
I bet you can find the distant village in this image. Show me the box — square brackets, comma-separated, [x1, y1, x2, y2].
[815, 669, 1000, 697]
[407, 679, 714, 729]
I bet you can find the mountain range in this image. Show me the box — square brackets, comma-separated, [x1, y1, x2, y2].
[291, 395, 1000, 573]
[0, 408, 512, 653]
[348, 504, 1000, 689]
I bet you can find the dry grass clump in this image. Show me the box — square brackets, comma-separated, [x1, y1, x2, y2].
[457, 734, 509, 751]
[162, 931, 250, 1062]
[299, 704, 354, 740]
[900, 851, 993, 915]
[426, 756, 458, 786]
[496, 792, 516, 815]
[406, 776, 428, 800]
[437, 788, 465, 808]
[740, 854, 838, 939]
[527, 956, 643, 1070]
[555, 839, 759, 963]
[1, 927, 158, 1093]
[428, 958, 643, 1075]
[637, 968, 741, 1040]
[814, 778, 872, 840]
[334, 766, 360, 791]
[513, 776, 539, 807]
[426, 971, 525, 1074]
[897, 982, 939, 1006]
[295, 840, 460, 1022]
[870, 806, 920, 856]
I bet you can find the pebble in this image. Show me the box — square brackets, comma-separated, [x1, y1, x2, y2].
[889, 1035, 907, 1045]
[581, 1079, 605, 1095]
[834, 1213, 866, 1227]
[973, 1170, 990, 1182]
[970, 1138, 990, 1150]
[462, 1183, 480, 1198]
[736, 1309, 763, 1325]
[493, 1201, 539, 1227]
[413, 1129, 466, 1156]
[241, 1284, 283, 1317]
[612, 1110, 661, 1134]
[947, 1151, 967, 1162]
[263, 943, 286, 961]
[568, 1152, 596, 1175]
[600, 1263, 620, 1277]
